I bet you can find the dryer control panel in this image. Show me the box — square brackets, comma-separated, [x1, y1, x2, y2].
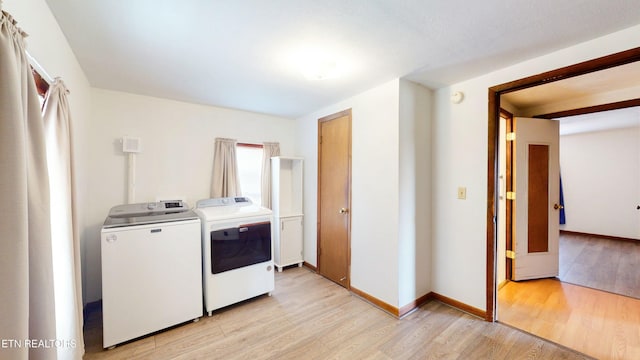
[196, 197, 252, 208]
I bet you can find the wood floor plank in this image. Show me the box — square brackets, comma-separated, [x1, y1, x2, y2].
[559, 232, 640, 298]
[85, 267, 589, 359]
[499, 278, 640, 360]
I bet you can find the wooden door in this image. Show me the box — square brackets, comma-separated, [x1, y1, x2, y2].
[511, 117, 560, 281]
[317, 109, 351, 288]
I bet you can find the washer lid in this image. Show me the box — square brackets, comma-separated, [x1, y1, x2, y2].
[103, 201, 198, 228]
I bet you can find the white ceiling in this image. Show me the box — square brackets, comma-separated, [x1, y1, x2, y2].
[557, 106, 640, 136]
[502, 61, 640, 111]
[45, 0, 640, 118]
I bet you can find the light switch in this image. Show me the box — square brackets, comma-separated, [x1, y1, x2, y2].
[457, 187, 467, 200]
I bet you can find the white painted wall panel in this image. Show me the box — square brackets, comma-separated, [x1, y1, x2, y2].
[432, 24, 640, 310]
[296, 79, 401, 306]
[560, 126, 640, 239]
[85, 89, 295, 302]
[398, 80, 432, 308]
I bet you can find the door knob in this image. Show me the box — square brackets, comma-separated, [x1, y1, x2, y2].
[553, 204, 564, 210]
[339, 208, 349, 214]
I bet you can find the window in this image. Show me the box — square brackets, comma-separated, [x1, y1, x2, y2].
[32, 66, 49, 107]
[236, 143, 263, 206]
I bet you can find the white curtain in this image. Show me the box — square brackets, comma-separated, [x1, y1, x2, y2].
[211, 138, 241, 198]
[0, 9, 57, 359]
[42, 78, 84, 359]
[260, 142, 280, 209]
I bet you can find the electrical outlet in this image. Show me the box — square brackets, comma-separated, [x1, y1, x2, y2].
[457, 187, 467, 200]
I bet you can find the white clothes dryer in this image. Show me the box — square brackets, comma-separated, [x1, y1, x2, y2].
[195, 197, 275, 316]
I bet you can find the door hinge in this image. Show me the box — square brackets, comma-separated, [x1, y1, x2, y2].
[506, 250, 515, 259]
[506, 191, 516, 200]
[506, 132, 516, 141]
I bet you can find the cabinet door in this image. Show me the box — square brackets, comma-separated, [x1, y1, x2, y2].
[281, 216, 303, 264]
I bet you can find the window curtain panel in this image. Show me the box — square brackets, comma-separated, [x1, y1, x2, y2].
[211, 138, 241, 198]
[42, 78, 85, 358]
[0, 10, 57, 359]
[260, 142, 280, 209]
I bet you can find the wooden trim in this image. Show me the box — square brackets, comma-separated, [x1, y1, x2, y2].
[503, 111, 514, 281]
[534, 98, 640, 119]
[318, 109, 352, 123]
[560, 230, 640, 243]
[430, 292, 487, 319]
[486, 87, 499, 322]
[398, 292, 434, 318]
[350, 286, 399, 317]
[237, 142, 264, 148]
[350, 287, 485, 321]
[486, 46, 640, 323]
[490, 47, 640, 94]
[302, 261, 317, 272]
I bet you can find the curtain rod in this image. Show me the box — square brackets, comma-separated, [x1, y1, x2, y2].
[26, 50, 54, 84]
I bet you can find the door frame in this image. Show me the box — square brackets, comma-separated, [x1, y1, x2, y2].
[317, 109, 352, 288]
[486, 47, 640, 322]
[500, 109, 514, 281]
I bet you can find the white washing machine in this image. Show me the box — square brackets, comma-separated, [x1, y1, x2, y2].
[101, 200, 203, 349]
[195, 197, 275, 316]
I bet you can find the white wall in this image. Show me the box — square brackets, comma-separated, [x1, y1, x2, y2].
[432, 24, 640, 310]
[296, 79, 400, 306]
[4, 0, 93, 303]
[83, 89, 296, 302]
[296, 79, 432, 309]
[398, 80, 432, 307]
[3, 0, 298, 305]
[560, 125, 640, 239]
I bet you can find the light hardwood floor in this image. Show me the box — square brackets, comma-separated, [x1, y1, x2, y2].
[498, 278, 640, 360]
[559, 232, 640, 299]
[84, 267, 590, 359]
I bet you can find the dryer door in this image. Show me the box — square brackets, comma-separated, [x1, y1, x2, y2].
[210, 221, 271, 274]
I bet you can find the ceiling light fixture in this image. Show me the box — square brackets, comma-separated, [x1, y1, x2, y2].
[284, 45, 345, 81]
[302, 59, 340, 80]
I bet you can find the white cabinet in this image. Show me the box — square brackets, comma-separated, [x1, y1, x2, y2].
[271, 156, 304, 271]
[274, 216, 304, 272]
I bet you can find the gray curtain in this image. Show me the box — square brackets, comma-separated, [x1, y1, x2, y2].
[42, 78, 85, 358]
[0, 9, 57, 359]
[211, 138, 241, 198]
[261, 142, 280, 209]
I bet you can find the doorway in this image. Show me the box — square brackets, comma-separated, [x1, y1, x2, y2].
[498, 105, 640, 296]
[486, 47, 640, 321]
[317, 109, 352, 288]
